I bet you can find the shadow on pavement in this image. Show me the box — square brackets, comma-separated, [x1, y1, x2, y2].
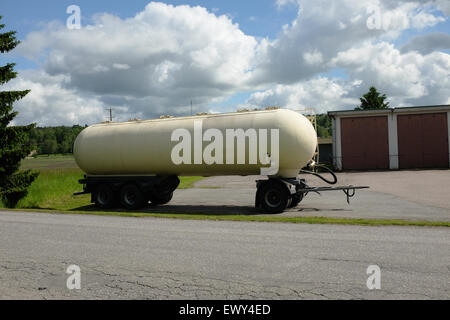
[294, 207, 349, 212]
[143, 204, 260, 215]
[70, 204, 350, 216]
[71, 204, 260, 215]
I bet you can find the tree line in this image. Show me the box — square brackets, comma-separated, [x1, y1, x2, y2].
[25, 125, 87, 155]
[316, 114, 332, 138]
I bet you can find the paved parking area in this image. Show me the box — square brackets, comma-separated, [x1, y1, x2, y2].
[144, 170, 450, 222]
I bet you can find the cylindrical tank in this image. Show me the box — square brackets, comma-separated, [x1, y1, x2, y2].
[74, 109, 317, 178]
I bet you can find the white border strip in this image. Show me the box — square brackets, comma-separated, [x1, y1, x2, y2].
[388, 113, 399, 169]
[332, 117, 342, 171]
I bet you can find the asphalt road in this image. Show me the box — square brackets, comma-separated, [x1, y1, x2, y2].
[0, 210, 448, 299]
[140, 172, 450, 222]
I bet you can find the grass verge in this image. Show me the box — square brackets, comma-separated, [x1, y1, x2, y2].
[0, 168, 203, 210]
[20, 155, 79, 170]
[2, 208, 449, 227]
[178, 176, 204, 189]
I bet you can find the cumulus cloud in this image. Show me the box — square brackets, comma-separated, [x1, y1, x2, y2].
[250, 0, 448, 85]
[276, 0, 297, 9]
[246, 77, 361, 113]
[16, 2, 258, 124]
[248, 0, 449, 109]
[5, 70, 105, 126]
[432, 0, 450, 15]
[331, 41, 450, 105]
[253, 40, 450, 112]
[401, 32, 450, 54]
[5, 0, 450, 126]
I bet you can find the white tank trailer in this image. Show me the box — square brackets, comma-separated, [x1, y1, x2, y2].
[74, 109, 368, 213]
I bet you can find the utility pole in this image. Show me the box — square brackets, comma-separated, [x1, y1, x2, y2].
[190, 100, 193, 116]
[106, 108, 113, 122]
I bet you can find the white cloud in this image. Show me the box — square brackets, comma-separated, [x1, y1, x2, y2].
[246, 77, 361, 113]
[331, 42, 450, 105]
[113, 63, 131, 70]
[6, 70, 105, 126]
[6, 1, 450, 126]
[254, 40, 450, 112]
[16, 2, 258, 123]
[429, 0, 450, 15]
[276, 0, 297, 9]
[401, 32, 450, 54]
[303, 50, 324, 65]
[410, 9, 445, 29]
[250, 0, 448, 85]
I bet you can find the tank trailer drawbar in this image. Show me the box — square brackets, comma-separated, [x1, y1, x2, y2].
[73, 109, 368, 213]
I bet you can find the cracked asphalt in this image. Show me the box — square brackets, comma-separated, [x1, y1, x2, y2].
[0, 210, 449, 299]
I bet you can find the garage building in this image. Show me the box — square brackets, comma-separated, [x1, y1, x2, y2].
[328, 105, 450, 171]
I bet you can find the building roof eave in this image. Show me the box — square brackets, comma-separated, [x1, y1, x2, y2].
[328, 105, 450, 117]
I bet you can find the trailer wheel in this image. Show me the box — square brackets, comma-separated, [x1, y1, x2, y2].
[259, 181, 290, 214]
[120, 184, 146, 210]
[288, 193, 304, 208]
[149, 191, 174, 205]
[95, 184, 116, 209]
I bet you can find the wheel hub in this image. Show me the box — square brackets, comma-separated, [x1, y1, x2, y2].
[265, 189, 282, 208]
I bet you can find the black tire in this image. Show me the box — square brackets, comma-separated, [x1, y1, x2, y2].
[259, 182, 290, 214]
[288, 193, 304, 208]
[149, 191, 174, 205]
[120, 184, 146, 210]
[94, 184, 116, 209]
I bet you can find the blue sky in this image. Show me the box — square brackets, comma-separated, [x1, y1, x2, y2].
[1, 0, 449, 125]
[1, 0, 298, 41]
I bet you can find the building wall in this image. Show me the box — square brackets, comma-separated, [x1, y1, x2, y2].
[329, 106, 450, 171]
[388, 113, 399, 169]
[331, 117, 342, 170]
[448, 111, 450, 167]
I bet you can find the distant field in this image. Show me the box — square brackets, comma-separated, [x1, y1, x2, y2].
[21, 155, 79, 170]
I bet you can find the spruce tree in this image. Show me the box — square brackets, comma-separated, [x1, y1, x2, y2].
[355, 87, 390, 110]
[0, 16, 39, 207]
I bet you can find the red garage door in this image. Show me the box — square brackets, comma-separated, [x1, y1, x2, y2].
[341, 116, 389, 170]
[397, 113, 449, 169]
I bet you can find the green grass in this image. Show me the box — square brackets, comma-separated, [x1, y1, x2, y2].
[21, 154, 79, 170]
[3, 207, 449, 227]
[178, 176, 204, 189]
[1, 168, 88, 210]
[4, 154, 203, 210]
[0, 168, 204, 210]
